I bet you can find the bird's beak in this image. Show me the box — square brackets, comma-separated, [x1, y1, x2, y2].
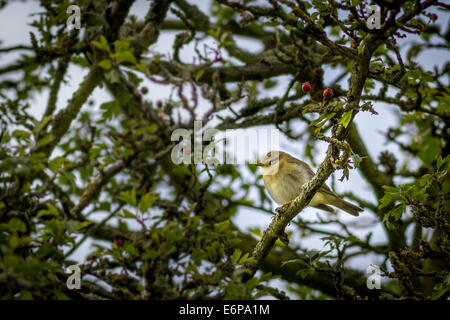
[256, 163, 265, 167]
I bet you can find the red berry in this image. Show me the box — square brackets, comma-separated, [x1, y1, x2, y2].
[430, 14, 437, 21]
[323, 88, 333, 100]
[301, 82, 311, 92]
[140, 86, 148, 94]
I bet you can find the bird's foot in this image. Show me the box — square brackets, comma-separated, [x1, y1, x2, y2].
[275, 201, 292, 214]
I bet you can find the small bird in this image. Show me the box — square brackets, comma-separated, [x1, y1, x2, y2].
[256, 151, 363, 216]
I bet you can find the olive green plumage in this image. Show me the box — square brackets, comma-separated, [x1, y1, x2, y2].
[257, 151, 363, 216]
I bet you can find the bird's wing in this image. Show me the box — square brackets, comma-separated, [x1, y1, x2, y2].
[313, 204, 335, 213]
[286, 157, 341, 199]
[285, 158, 315, 177]
[319, 183, 341, 199]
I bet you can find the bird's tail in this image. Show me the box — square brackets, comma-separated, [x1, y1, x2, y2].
[328, 197, 363, 216]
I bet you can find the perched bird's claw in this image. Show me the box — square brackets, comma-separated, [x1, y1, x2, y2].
[275, 207, 285, 214]
[281, 201, 292, 208]
[275, 201, 292, 214]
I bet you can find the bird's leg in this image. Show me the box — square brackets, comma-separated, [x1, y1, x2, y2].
[281, 201, 292, 208]
[275, 201, 292, 214]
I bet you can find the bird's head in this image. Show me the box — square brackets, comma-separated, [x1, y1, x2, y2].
[256, 150, 288, 175]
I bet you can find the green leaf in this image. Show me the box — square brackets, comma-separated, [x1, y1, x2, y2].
[338, 110, 353, 128]
[114, 39, 131, 52]
[104, 69, 120, 84]
[437, 169, 448, 183]
[38, 203, 60, 218]
[119, 209, 136, 219]
[382, 185, 399, 193]
[100, 100, 120, 120]
[124, 243, 139, 256]
[281, 258, 309, 268]
[264, 21, 279, 27]
[238, 252, 254, 264]
[215, 220, 230, 233]
[35, 115, 52, 136]
[48, 156, 65, 173]
[296, 268, 315, 279]
[34, 135, 54, 149]
[89, 148, 101, 160]
[71, 56, 90, 67]
[431, 276, 450, 300]
[390, 205, 405, 220]
[417, 136, 441, 165]
[1, 131, 11, 143]
[310, 12, 319, 21]
[3, 218, 27, 233]
[379, 194, 393, 209]
[172, 166, 193, 177]
[112, 51, 137, 64]
[191, 249, 206, 264]
[207, 28, 221, 40]
[99, 59, 112, 70]
[437, 155, 450, 170]
[311, 112, 336, 129]
[91, 35, 110, 52]
[98, 201, 111, 211]
[386, 65, 401, 74]
[118, 189, 137, 207]
[75, 221, 93, 231]
[19, 290, 33, 300]
[231, 248, 242, 264]
[264, 79, 277, 89]
[194, 69, 204, 81]
[12, 130, 31, 140]
[345, 235, 362, 243]
[138, 192, 159, 213]
[142, 249, 159, 260]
